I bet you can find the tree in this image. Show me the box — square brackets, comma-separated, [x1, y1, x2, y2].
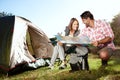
[0, 11, 13, 17]
[110, 13, 120, 46]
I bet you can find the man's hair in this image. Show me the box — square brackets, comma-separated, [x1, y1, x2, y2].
[80, 11, 94, 20]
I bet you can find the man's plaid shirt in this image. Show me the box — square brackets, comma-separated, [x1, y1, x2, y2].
[80, 20, 115, 49]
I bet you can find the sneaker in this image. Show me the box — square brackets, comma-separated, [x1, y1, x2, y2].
[48, 64, 54, 69]
[59, 64, 67, 69]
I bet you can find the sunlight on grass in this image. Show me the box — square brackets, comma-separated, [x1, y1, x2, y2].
[0, 54, 120, 80]
[88, 58, 101, 70]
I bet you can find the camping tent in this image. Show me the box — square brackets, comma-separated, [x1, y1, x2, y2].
[0, 16, 53, 73]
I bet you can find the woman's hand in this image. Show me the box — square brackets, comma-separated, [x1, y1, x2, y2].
[58, 41, 63, 46]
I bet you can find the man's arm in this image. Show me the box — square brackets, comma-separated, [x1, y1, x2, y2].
[98, 37, 112, 44]
[92, 37, 112, 47]
[92, 20, 114, 47]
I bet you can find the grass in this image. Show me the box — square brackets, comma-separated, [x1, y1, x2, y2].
[0, 54, 120, 80]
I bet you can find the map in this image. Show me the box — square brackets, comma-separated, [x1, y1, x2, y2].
[55, 34, 91, 46]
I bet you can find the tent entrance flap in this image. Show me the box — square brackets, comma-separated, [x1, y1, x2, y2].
[28, 26, 53, 58]
[26, 31, 34, 56]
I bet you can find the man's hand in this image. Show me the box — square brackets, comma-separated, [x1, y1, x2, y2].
[91, 41, 99, 47]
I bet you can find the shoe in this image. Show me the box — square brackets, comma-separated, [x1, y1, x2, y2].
[48, 64, 54, 69]
[102, 60, 108, 66]
[59, 64, 67, 69]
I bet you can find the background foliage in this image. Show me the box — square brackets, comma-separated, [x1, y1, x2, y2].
[111, 13, 120, 46]
[0, 11, 13, 17]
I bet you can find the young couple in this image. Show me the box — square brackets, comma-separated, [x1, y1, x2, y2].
[49, 11, 115, 72]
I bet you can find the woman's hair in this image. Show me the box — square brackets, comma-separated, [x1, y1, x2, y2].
[68, 18, 79, 31]
[80, 11, 94, 20]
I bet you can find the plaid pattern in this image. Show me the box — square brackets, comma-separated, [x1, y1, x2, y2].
[80, 20, 115, 49]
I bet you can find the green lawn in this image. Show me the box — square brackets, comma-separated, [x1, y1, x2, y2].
[0, 54, 120, 80]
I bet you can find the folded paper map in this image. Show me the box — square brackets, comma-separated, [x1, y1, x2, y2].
[55, 34, 91, 46]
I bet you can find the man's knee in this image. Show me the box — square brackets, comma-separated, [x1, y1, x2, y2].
[99, 47, 113, 60]
[99, 51, 110, 60]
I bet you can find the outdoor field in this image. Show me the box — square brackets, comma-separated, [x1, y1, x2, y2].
[0, 47, 120, 80]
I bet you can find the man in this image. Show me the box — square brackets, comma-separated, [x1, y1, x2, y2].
[80, 11, 115, 66]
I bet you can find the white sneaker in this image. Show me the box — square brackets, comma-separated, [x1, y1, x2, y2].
[59, 63, 67, 69]
[48, 64, 54, 69]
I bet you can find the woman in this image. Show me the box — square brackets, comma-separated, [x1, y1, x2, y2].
[49, 18, 80, 69]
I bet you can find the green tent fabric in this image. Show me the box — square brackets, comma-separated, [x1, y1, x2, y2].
[0, 16, 53, 73]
